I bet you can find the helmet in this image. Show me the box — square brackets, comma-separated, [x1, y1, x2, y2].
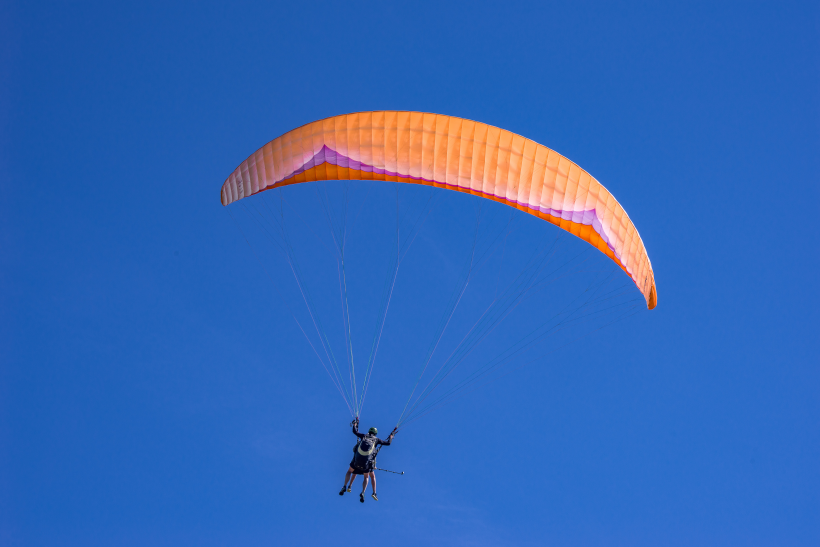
[368, 427, 378, 435]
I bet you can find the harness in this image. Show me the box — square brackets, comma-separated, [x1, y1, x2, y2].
[350, 420, 402, 474]
[357, 436, 377, 457]
[372, 443, 383, 467]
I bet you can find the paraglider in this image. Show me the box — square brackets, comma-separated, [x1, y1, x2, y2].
[221, 111, 657, 498]
[221, 111, 656, 309]
[341, 418, 396, 502]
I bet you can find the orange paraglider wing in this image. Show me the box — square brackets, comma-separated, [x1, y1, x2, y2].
[221, 111, 657, 309]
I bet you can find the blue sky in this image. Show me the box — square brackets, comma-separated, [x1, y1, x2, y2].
[1, 1, 818, 545]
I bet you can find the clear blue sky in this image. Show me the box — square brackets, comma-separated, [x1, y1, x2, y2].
[1, 1, 818, 545]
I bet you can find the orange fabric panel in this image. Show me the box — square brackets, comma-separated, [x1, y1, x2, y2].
[221, 111, 657, 309]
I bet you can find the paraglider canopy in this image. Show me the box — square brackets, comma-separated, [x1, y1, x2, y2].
[221, 111, 657, 309]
